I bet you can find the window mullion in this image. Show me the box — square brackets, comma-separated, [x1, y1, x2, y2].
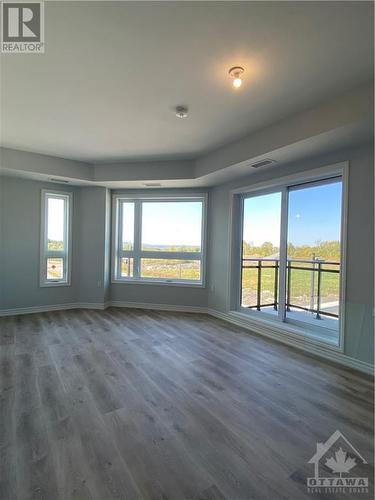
[117, 200, 124, 279]
[278, 187, 288, 322]
[46, 250, 65, 258]
[133, 200, 142, 278]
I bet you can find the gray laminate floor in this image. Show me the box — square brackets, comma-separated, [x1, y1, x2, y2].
[0, 308, 373, 500]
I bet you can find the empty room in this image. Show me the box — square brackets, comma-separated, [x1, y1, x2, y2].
[0, 1, 374, 499]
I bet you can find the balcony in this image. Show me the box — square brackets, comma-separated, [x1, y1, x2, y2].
[241, 257, 340, 339]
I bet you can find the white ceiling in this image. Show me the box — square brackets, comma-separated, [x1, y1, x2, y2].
[0, 1, 373, 163]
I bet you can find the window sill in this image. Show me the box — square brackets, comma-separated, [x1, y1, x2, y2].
[40, 281, 71, 288]
[111, 278, 205, 288]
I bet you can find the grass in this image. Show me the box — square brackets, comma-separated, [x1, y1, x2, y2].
[120, 258, 201, 281]
[241, 266, 340, 309]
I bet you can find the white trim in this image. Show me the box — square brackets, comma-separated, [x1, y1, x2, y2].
[207, 308, 373, 376]
[229, 161, 348, 352]
[339, 163, 349, 353]
[40, 189, 73, 287]
[112, 193, 208, 201]
[278, 188, 288, 322]
[0, 302, 107, 316]
[231, 161, 348, 195]
[0, 301, 371, 375]
[111, 278, 205, 287]
[109, 301, 207, 314]
[111, 193, 208, 287]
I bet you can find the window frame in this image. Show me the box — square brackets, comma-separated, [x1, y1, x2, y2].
[111, 193, 207, 287]
[229, 162, 348, 351]
[40, 189, 73, 287]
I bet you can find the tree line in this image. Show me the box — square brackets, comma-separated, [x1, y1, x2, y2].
[243, 240, 340, 261]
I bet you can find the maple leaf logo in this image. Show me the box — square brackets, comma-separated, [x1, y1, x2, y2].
[325, 447, 357, 477]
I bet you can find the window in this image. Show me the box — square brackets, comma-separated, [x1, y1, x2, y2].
[233, 164, 347, 347]
[112, 195, 206, 285]
[40, 190, 72, 286]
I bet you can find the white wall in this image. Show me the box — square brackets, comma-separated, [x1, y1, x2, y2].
[207, 144, 374, 365]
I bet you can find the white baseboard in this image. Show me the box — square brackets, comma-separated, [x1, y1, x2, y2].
[0, 302, 106, 316]
[0, 300, 205, 317]
[0, 301, 372, 375]
[108, 300, 207, 314]
[207, 308, 374, 376]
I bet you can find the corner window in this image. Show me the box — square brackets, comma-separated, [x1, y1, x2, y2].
[112, 195, 207, 285]
[40, 190, 72, 286]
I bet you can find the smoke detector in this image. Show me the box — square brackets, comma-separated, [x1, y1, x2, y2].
[175, 106, 188, 118]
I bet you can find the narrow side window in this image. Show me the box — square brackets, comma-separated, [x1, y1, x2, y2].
[40, 190, 72, 286]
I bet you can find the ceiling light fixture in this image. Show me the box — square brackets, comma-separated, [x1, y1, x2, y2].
[228, 66, 244, 88]
[175, 106, 188, 118]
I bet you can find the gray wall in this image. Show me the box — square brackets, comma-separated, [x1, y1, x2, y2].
[78, 186, 110, 305]
[0, 179, 112, 309]
[0, 180, 209, 310]
[0, 177, 81, 308]
[109, 188, 209, 308]
[207, 144, 374, 364]
[1, 144, 373, 366]
[110, 282, 208, 308]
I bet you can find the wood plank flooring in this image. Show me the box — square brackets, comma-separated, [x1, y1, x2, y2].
[0, 308, 373, 500]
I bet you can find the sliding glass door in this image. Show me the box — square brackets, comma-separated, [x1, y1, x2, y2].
[241, 192, 281, 314]
[286, 179, 342, 337]
[239, 174, 344, 346]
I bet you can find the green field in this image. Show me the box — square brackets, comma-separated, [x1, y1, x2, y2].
[48, 239, 340, 300]
[121, 258, 201, 280]
[241, 266, 340, 309]
[241, 240, 340, 309]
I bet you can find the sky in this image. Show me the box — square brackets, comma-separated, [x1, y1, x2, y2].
[141, 201, 202, 246]
[48, 181, 342, 249]
[243, 192, 281, 246]
[243, 180, 342, 247]
[121, 201, 203, 247]
[287, 181, 342, 246]
[49, 199, 203, 247]
[47, 198, 64, 241]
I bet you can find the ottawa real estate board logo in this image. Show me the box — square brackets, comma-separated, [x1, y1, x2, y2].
[307, 430, 369, 495]
[1, 1, 44, 53]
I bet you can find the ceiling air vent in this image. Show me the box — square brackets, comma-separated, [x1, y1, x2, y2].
[143, 182, 162, 187]
[249, 159, 275, 169]
[49, 178, 69, 183]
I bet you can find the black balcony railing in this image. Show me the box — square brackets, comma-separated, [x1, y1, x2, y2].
[241, 257, 340, 319]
